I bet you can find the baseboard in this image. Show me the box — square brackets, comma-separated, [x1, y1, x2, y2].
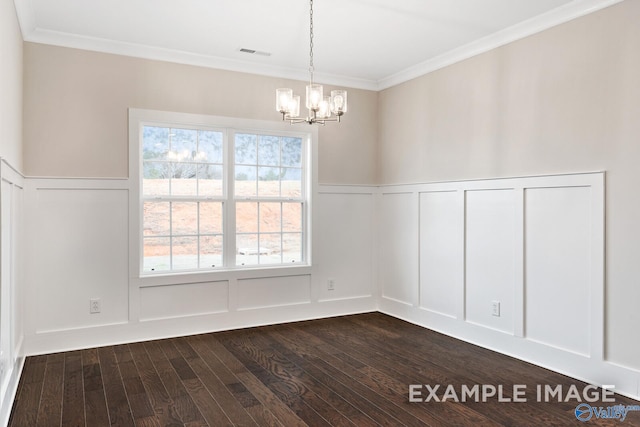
[24, 296, 377, 356]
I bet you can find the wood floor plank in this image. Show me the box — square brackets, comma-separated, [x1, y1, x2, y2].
[82, 349, 110, 427]
[98, 346, 136, 427]
[35, 353, 64, 427]
[9, 313, 640, 427]
[113, 344, 157, 423]
[145, 340, 208, 426]
[60, 352, 85, 427]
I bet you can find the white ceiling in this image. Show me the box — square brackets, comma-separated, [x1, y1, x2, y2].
[13, 0, 621, 90]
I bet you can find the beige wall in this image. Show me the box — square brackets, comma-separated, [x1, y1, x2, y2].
[0, 0, 23, 170]
[23, 43, 378, 184]
[379, 1, 640, 370]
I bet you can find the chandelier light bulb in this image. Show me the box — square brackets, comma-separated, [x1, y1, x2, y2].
[276, 88, 293, 113]
[306, 84, 323, 111]
[331, 90, 348, 115]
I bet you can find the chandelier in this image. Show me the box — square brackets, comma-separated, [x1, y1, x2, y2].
[276, 0, 348, 125]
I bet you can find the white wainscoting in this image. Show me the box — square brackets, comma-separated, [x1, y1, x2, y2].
[378, 172, 639, 401]
[22, 180, 377, 355]
[0, 160, 24, 427]
[14, 172, 640, 407]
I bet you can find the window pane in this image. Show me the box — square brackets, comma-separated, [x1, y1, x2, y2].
[200, 202, 222, 234]
[143, 126, 170, 161]
[172, 202, 198, 235]
[260, 234, 282, 265]
[259, 203, 281, 233]
[282, 137, 302, 167]
[144, 237, 170, 272]
[236, 202, 258, 233]
[258, 135, 280, 166]
[170, 128, 197, 160]
[282, 203, 302, 232]
[143, 162, 170, 196]
[198, 164, 223, 197]
[172, 236, 198, 270]
[282, 168, 302, 198]
[235, 133, 257, 164]
[200, 236, 223, 268]
[235, 165, 257, 197]
[144, 202, 170, 236]
[198, 130, 223, 164]
[283, 233, 303, 263]
[170, 162, 197, 196]
[258, 167, 280, 197]
[236, 234, 258, 266]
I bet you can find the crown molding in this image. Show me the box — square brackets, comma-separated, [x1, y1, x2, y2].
[22, 27, 379, 91]
[15, 0, 625, 92]
[375, 0, 625, 90]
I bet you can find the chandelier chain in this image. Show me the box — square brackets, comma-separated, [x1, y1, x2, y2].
[309, 0, 314, 83]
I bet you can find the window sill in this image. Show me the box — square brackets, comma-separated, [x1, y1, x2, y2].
[133, 264, 313, 288]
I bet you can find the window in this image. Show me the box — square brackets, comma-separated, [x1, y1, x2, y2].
[131, 110, 310, 275]
[234, 133, 304, 266]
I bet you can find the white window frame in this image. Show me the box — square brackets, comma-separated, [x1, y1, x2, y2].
[128, 108, 316, 280]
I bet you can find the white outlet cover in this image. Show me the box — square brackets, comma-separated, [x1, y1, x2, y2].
[491, 301, 501, 317]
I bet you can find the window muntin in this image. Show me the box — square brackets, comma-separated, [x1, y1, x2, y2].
[139, 121, 307, 274]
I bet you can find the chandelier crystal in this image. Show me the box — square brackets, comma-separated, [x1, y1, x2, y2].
[276, 0, 348, 125]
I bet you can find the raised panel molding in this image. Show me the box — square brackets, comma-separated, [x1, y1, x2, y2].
[140, 281, 229, 321]
[465, 189, 516, 334]
[524, 186, 592, 356]
[418, 191, 462, 318]
[237, 275, 311, 310]
[379, 192, 419, 306]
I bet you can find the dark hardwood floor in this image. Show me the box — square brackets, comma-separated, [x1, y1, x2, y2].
[8, 313, 640, 426]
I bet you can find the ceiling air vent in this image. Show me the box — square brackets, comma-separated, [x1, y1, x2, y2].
[239, 48, 271, 57]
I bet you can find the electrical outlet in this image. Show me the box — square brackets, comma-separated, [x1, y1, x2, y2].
[491, 301, 501, 317]
[328, 279, 335, 291]
[90, 298, 101, 314]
